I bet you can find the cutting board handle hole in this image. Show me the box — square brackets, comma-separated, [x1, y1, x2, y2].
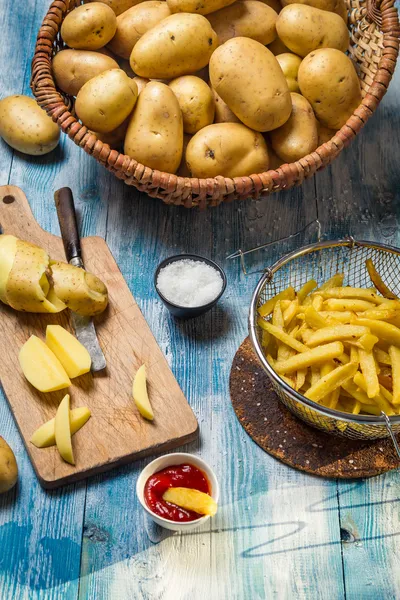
[3, 195, 15, 204]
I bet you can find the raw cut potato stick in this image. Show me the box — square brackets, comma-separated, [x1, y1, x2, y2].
[388, 345, 400, 405]
[353, 372, 395, 414]
[257, 320, 308, 353]
[353, 318, 400, 347]
[358, 348, 380, 398]
[366, 258, 398, 300]
[317, 273, 344, 290]
[323, 298, 376, 312]
[258, 286, 295, 317]
[307, 325, 369, 347]
[305, 363, 358, 402]
[274, 341, 344, 374]
[321, 288, 386, 304]
[297, 279, 317, 303]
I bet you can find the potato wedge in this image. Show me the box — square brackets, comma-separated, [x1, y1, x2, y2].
[162, 487, 217, 516]
[133, 364, 154, 420]
[55, 394, 74, 465]
[31, 407, 91, 448]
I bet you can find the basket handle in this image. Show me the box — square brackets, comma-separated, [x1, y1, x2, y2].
[381, 412, 400, 460]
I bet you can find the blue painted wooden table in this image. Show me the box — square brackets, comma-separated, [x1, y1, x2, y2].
[1, 2, 400, 598]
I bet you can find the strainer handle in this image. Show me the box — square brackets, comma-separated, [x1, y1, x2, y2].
[381, 412, 400, 460]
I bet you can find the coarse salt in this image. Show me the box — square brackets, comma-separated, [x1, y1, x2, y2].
[156, 259, 223, 308]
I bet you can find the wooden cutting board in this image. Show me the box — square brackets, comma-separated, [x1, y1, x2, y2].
[0, 186, 198, 489]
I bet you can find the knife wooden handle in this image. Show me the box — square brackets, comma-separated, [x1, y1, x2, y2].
[54, 187, 83, 266]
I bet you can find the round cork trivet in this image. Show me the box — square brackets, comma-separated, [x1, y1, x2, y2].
[230, 337, 399, 478]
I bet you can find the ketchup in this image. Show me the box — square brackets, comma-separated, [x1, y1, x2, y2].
[144, 463, 210, 522]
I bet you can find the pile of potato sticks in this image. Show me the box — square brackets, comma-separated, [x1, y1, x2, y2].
[258, 260, 400, 416]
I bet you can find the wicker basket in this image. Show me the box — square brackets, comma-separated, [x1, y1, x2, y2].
[31, 0, 399, 208]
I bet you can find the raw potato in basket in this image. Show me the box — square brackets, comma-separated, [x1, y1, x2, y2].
[257, 261, 400, 417]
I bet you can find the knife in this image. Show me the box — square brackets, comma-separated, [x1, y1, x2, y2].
[54, 187, 106, 372]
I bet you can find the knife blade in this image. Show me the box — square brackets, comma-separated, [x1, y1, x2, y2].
[54, 187, 106, 372]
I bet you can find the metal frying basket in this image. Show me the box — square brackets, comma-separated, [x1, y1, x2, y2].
[249, 238, 400, 444]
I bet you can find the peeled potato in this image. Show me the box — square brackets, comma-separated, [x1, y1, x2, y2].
[46, 325, 91, 378]
[50, 262, 109, 316]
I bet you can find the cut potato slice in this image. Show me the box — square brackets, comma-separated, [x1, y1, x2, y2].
[19, 335, 71, 392]
[162, 487, 217, 517]
[55, 394, 74, 465]
[46, 325, 91, 378]
[30, 407, 91, 448]
[0, 234, 18, 302]
[133, 364, 154, 420]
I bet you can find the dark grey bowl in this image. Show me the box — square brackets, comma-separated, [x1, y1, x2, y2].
[154, 254, 227, 319]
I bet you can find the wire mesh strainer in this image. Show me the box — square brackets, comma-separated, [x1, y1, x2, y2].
[249, 238, 400, 447]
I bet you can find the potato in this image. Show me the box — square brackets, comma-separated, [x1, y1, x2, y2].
[133, 364, 154, 420]
[0, 96, 60, 156]
[298, 48, 362, 129]
[186, 122, 269, 178]
[61, 3, 117, 50]
[31, 407, 91, 449]
[270, 92, 318, 162]
[169, 76, 214, 134]
[46, 325, 91, 379]
[0, 438, 18, 494]
[211, 88, 241, 124]
[52, 49, 119, 95]
[276, 5, 349, 57]
[75, 69, 138, 133]
[256, 0, 282, 12]
[85, 0, 149, 16]
[108, 1, 171, 59]
[130, 13, 218, 78]
[208, 1, 278, 45]
[166, 0, 236, 14]
[50, 261, 109, 316]
[268, 35, 290, 54]
[177, 133, 192, 176]
[276, 53, 302, 92]
[210, 37, 291, 132]
[281, 0, 347, 21]
[124, 81, 183, 173]
[133, 76, 150, 94]
[19, 336, 71, 393]
[92, 115, 131, 147]
[317, 122, 337, 144]
[55, 394, 74, 465]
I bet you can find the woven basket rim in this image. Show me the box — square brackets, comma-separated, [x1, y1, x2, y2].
[31, 0, 400, 207]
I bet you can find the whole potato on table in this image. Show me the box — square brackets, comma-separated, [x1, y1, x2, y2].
[166, 0, 236, 14]
[169, 76, 215, 134]
[85, 0, 151, 16]
[0, 437, 18, 494]
[211, 88, 241, 123]
[124, 81, 183, 173]
[52, 49, 119, 95]
[209, 37, 291, 132]
[276, 4, 349, 57]
[276, 53, 302, 92]
[207, 1, 278, 45]
[130, 13, 218, 78]
[270, 92, 318, 162]
[186, 122, 269, 178]
[317, 122, 337, 144]
[75, 68, 138, 133]
[0, 95, 60, 156]
[298, 48, 362, 129]
[61, 2, 117, 50]
[108, 1, 171, 59]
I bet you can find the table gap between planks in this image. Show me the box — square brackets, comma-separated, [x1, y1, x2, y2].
[0, 1, 400, 598]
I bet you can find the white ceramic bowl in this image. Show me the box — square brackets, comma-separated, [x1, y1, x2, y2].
[136, 453, 219, 532]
